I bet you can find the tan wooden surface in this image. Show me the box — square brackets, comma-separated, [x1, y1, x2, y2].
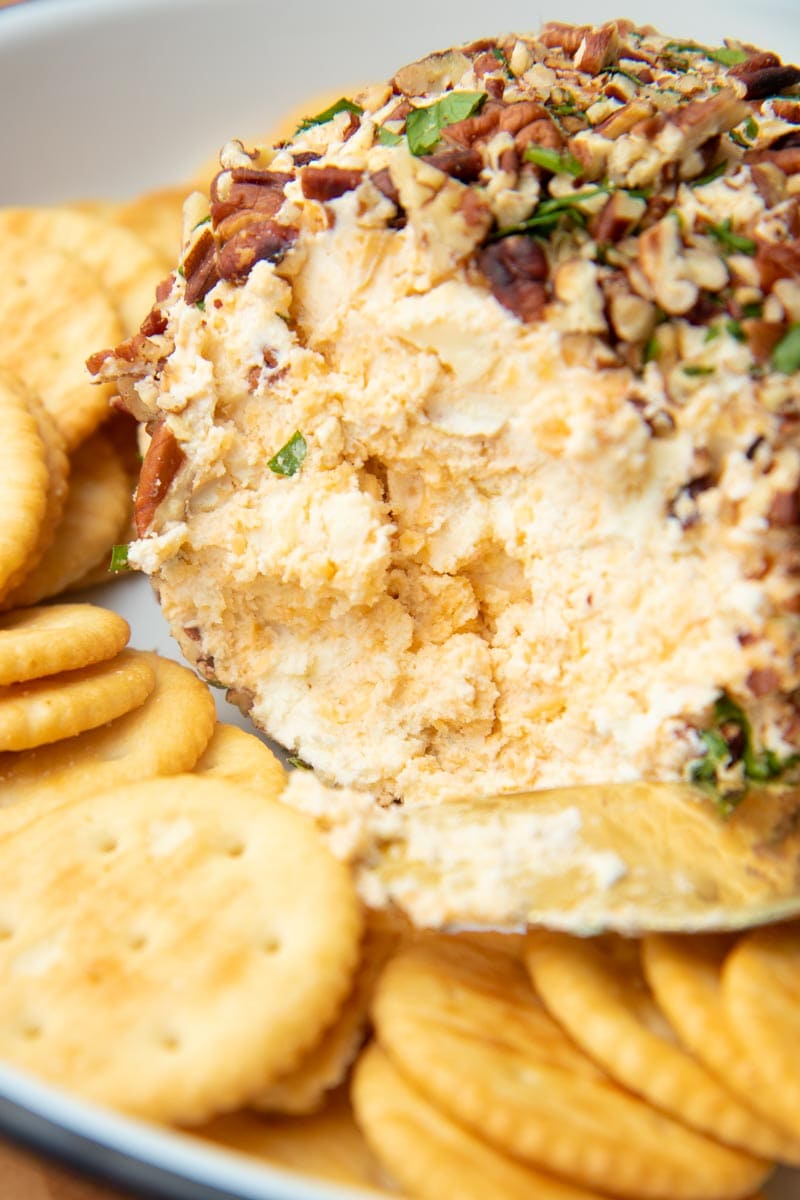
[0, 1139, 133, 1199]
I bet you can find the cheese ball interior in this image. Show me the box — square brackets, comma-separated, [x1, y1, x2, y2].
[93, 20, 800, 807]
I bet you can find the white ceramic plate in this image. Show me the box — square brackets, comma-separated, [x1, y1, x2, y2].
[1, 0, 798, 1195]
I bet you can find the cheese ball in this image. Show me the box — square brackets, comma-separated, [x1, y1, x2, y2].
[93, 21, 800, 808]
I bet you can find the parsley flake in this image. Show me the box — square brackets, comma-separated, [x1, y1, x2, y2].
[523, 145, 584, 176]
[690, 162, 727, 188]
[772, 324, 800, 375]
[709, 46, 748, 66]
[690, 692, 798, 812]
[109, 544, 130, 573]
[377, 126, 403, 147]
[406, 91, 486, 155]
[707, 219, 757, 256]
[268, 431, 307, 477]
[682, 364, 715, 376]
[295, 98, 363, 135]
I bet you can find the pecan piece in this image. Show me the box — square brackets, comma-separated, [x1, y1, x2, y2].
[539, 22, 590, 56]
[755, 238, 800, 291]
[515, 118, 564, 153]
[745, 146, 800, 173]
[440, 102, 502, 148]
[590, 190, 646, 243]
[182, 227, 220, 306]
[497, 101, 549, 134]
[768, 489, 800, 527]
[735, 64, 800, 100]
[135, 421, 184, 536]
[478, 236, 548, 322]
[423, 147, 483, 182]
[300, 165, 364, 201]
[210, 173, 291, 225]
[574, 21, 621, 75]
[139, 307, 167, 337]
[217, 220, 298, 282]
[746, 667, 780, 697]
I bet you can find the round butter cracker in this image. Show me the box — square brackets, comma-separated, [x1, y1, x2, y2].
[0, 603, 130, 686]
[0, 774, 362, 1123]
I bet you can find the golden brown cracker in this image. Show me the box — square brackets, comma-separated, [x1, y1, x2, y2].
[0, 653, 216, 837]
[2, 388, 73, 597]
[114, 186, 188, 266]
[0, 368, 49, 597]
[254, 917, 400, 1115]
[0, 648, 155, 752]
[525, 930, 800, 1164]
[0, 233, 121, 450]
[199, 1087, 389, 1193]
[722, 923, 800, 1139]
[4, 427, 132, 609]
[642, 932, 800, 1145]
[193, 723, 286, 801]
[0, 206, 168, 335]
[352, 1042, 609, 1200]
[0, 773, 363, 1123]
[0, 604, 129, 686]
[371, 938, 770, 1200]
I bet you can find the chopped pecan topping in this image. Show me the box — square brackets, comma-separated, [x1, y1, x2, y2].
[155, 274, 175, 303]
[300, 165, 364, 201]
[755, 238, 800, 291]
[768, 489, 800, 527]
[747, 667, 781, 697]
[440, 102, 502, 148]
[744, 318, 787, 362]
[423, 147, 483, 182]
[539, 22, 591, 56]
[590, 190, 646, 243]
[573, 21, 621, 75]
[734, 64, 800, 100]
[135, 421, 185, 536]
[370, 168, 401, 208]
[745, 146, 800, 173]
[478, 235, 549, 322]
[392, 50, 471, 96]
[139, 308, 168, 337]
[217, 221, 299, 282]
[729, 51, 781, 75]
[497, 101, 550, 134]
[183, 227, 220, 306]
[515, 118, 564, 152]
[772, 99, 800, 123]
[210, 170, 292, 225]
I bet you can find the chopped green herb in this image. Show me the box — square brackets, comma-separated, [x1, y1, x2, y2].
[726, 318, 745, 342]
[707, 219, 757, 256]
[191, 216, 211, 231]
[406, 91, 486, 155]
[268, 430, 307, 477]
[295, 98, 363, 134]
[690, 692, 799, 812]
[744, 116, 759, 139]
[195, 298, 206, 312]
[704, 325, 721, 342]
[599, 66, 642, 86]
[643, 333, 660, 363]
[523, 145, 584, 176]
[708, 46, 748, 66]
[741, 300, 763, 319]
[729, 129, 751, 149]
[205, 677, 227, 690]
[377, 126, 403, 147]
[287, 755, 312, 770]
[682, 364, 715, 376]
[177, 263, 186, 279]
[665, 40, 705, 53]
[690, 161, 727, 189]
[108, 544, 130, 573]
[772, 323, 800, 374]
[491, 47, 514, 78]
[493, 186, 608, 239]
[550, 100, 578, 116]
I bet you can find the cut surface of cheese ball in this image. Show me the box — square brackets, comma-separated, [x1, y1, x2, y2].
[92, 21, 800, 808]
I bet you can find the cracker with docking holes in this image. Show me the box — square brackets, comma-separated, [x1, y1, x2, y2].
[0, 604, 130, 686]
[0, 233, 121, 450]
[0, 647, 155, 753]
[0, 652, 216, 837]
[722, 922, 800, 1141]
[0, 368, 49, 598]
[642, 933, 800, 1145]
[370, 938, 770, 1200]
[0, 773, 363, 1123]
[352, 1041, 611, 1200]
[3, 426, 133, 610]
[254, 916, 401, 1116]
[0, 207, 169, 336]
[525, 930, 800, 1164]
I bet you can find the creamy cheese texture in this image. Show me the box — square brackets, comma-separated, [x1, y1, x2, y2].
[97, 20, 800, 808]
